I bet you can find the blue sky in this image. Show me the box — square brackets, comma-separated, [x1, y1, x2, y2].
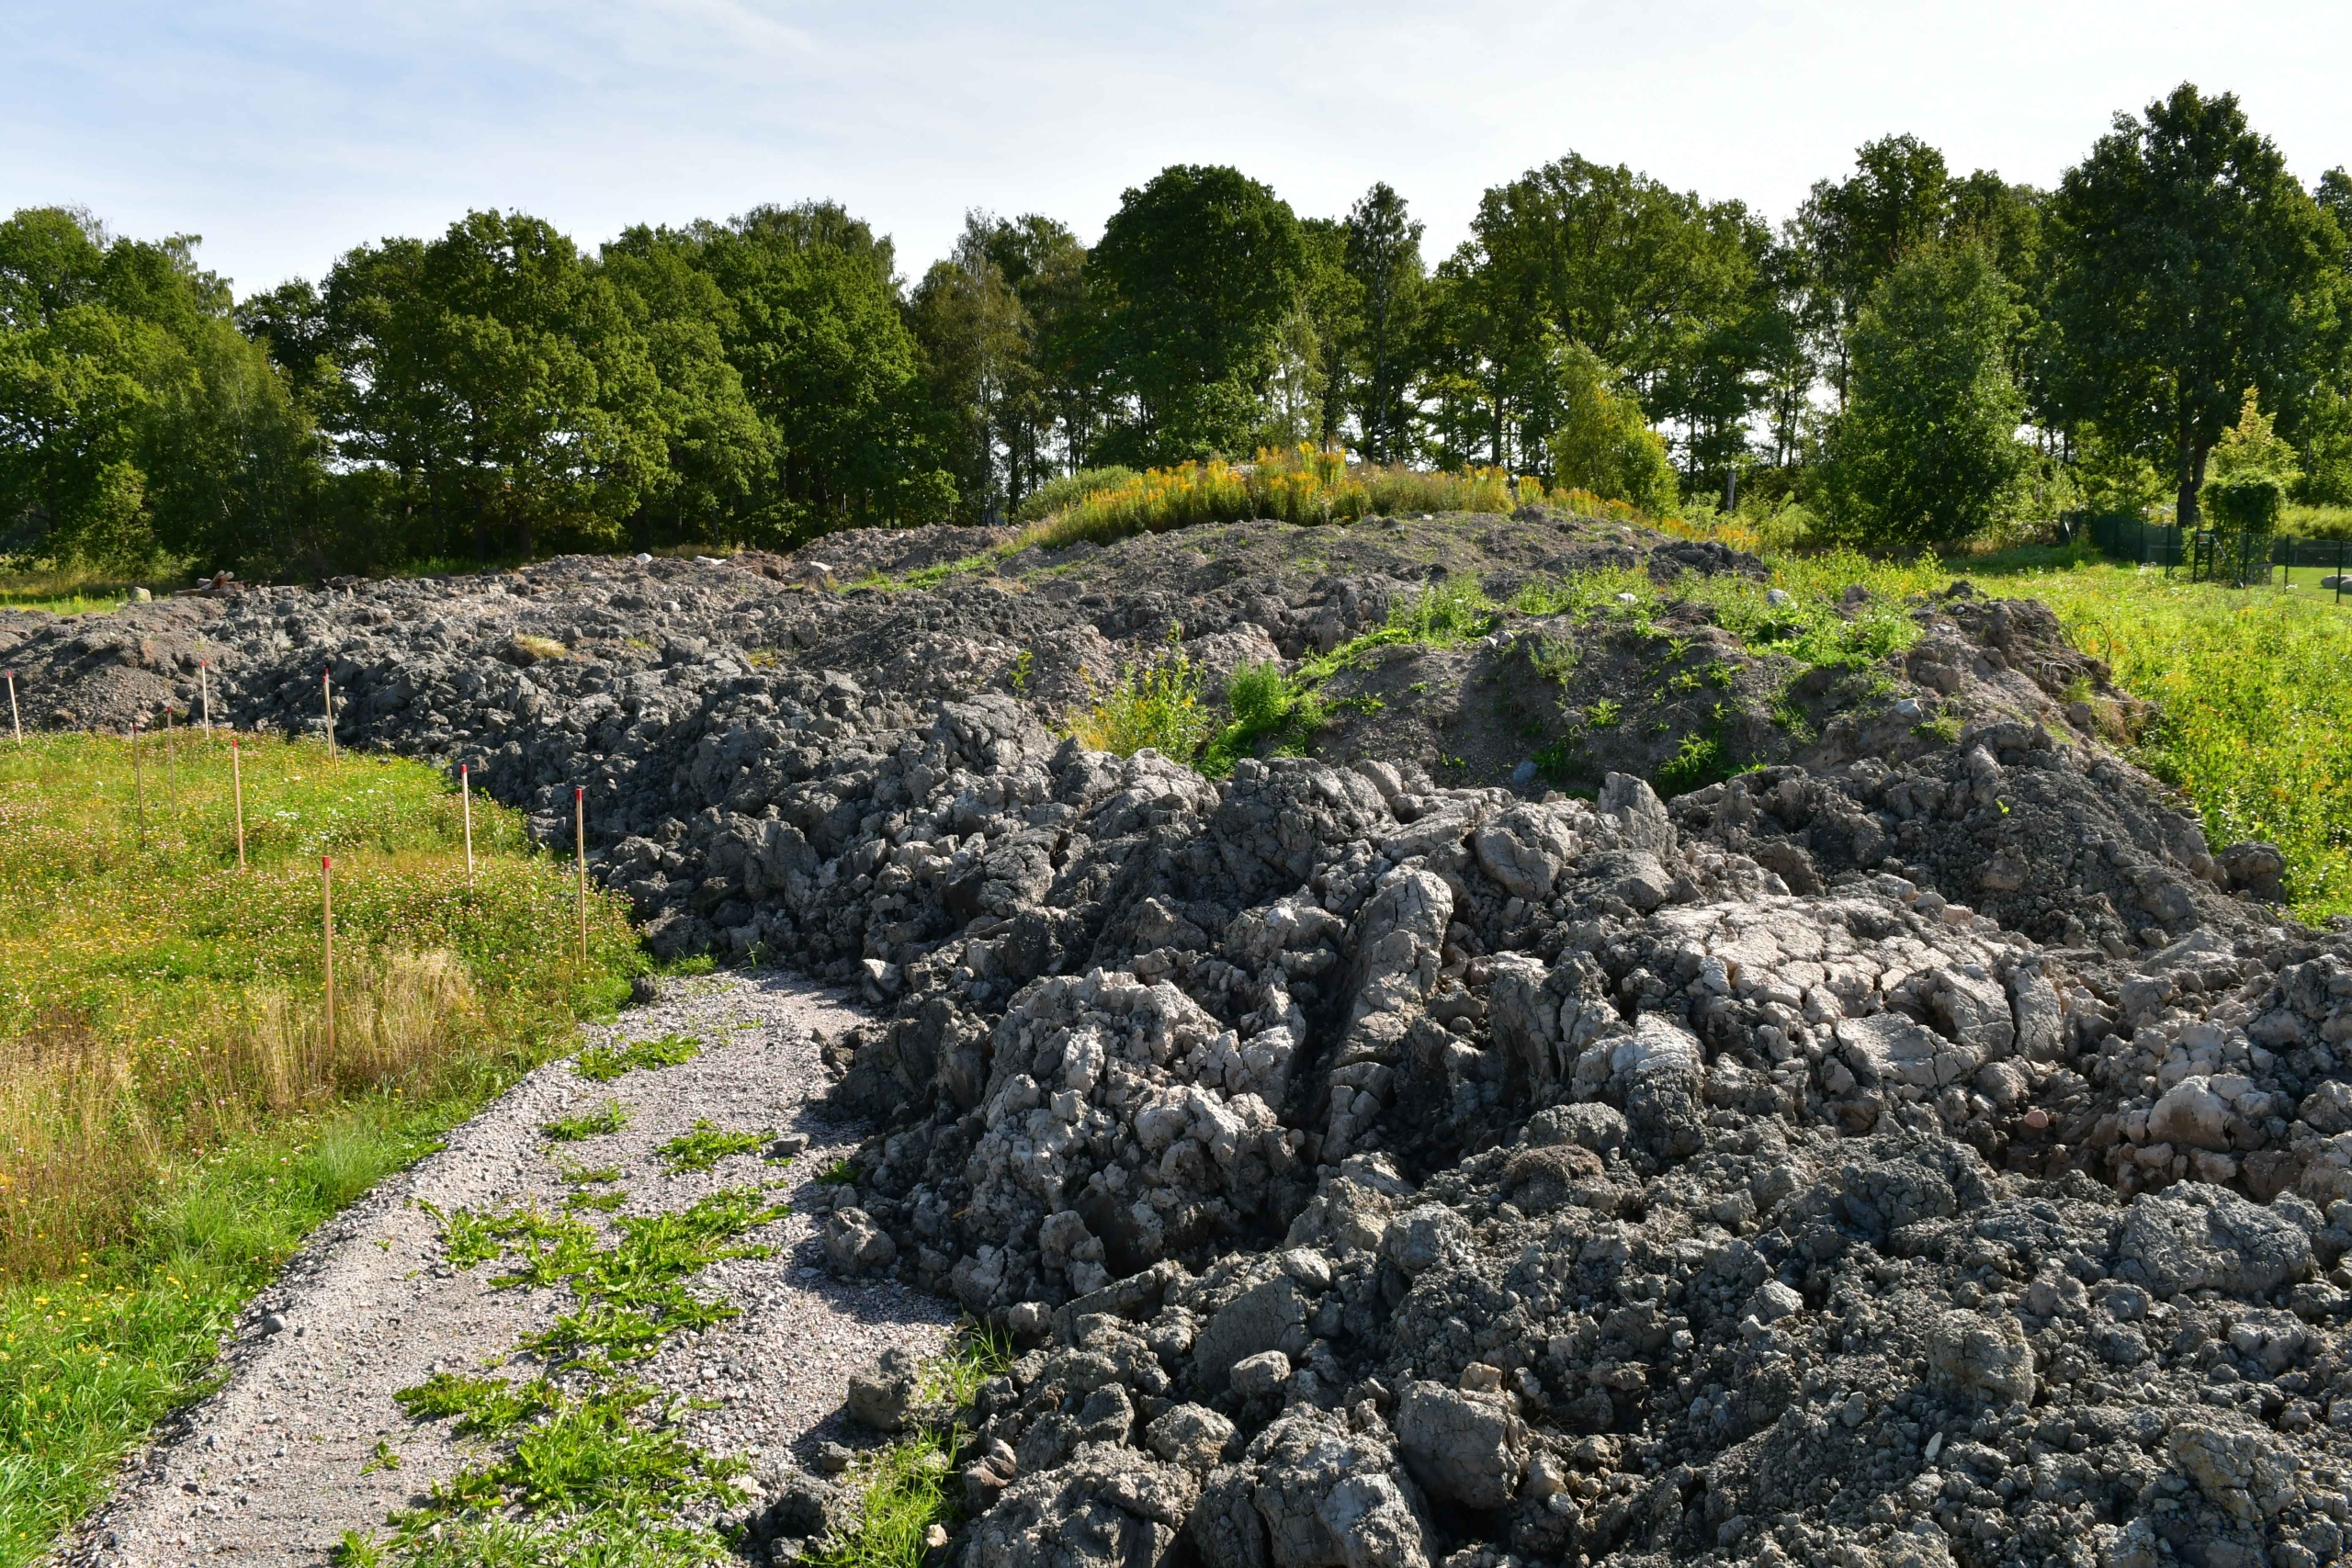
[5, 1, 2349, 298]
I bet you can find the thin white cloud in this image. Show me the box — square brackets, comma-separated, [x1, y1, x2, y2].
[2, 0, 2346, 296]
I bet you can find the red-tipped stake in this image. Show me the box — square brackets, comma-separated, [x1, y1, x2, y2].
[232, 737, 246, 871]
[461, 764, 475, 886]
[4, 670, 17, 746]
[574, 786, 588, 968]
[322, 855, 335, 1055]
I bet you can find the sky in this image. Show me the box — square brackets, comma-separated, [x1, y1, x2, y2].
[6, 0, 2351, 299]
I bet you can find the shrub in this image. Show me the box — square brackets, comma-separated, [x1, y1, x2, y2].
[1545, 338, 1680, 516]
[1199, 660, 1326, 776]
[2202, 472, 2283, 533]
[1069, 650, 1212, 760]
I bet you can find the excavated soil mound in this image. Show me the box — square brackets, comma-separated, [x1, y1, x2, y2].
[16, 509, 2352, 1568]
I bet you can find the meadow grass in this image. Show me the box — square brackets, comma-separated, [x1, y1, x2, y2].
[0, 731, 639, 1565]
[1959, 561, 2352, 921]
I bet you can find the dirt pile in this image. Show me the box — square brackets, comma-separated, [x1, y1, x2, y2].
[12, 510, 2350, 1568]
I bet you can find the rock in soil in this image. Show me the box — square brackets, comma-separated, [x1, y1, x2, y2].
[38, 510, 2352, 1568]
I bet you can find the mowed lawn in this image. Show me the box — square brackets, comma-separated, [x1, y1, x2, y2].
[0, 730, 640, 1565]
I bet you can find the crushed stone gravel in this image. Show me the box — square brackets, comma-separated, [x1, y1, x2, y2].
[66, 970, 944, 1568]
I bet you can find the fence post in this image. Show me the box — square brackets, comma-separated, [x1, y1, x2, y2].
[4, 670, 17, 746]
[461, 763, 474, 886]
[322, 670, 336, 763]
[199, 660, 211, 733]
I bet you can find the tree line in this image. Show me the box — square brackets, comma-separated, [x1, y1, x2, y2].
[4, 80, 2348, 577]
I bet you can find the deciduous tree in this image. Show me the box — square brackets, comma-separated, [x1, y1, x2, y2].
[2044, 85, 2345, 527]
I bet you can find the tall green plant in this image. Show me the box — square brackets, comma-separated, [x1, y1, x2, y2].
[1819, 244, 2027, 545]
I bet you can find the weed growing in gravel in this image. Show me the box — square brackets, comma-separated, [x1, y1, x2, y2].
[899, 554, 994, 591]
[543, 1100, 631, 1142]
[427, 1186, 783, 1371]
[353, 1182, 792, 1565]
[921, 1320, 1016, 1406]
[657, 1120, 771, 1173]
[1068, 649, 1212, 759]
[573, 1032, 701, 1083]
[808, 1431, 961, 1568]
[507, 635, 570, 662]
[815, 1159, 859, 1186]
[351, 1378, 747, 1567]
[1199, 661, 1327, 777]
[810, 1324, 1015, 1568]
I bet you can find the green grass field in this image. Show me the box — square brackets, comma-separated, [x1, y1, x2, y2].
[0, 732, 640, 1566]
[1993, 561, 2352, 920]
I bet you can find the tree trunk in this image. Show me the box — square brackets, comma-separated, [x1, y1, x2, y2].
[2177, 440, 2210, 531]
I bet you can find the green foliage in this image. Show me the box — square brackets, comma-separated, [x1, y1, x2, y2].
[2206, 387, 2303, 489]
[1199, 660, 1328, 776]
[1011, 466, 1136, 522]
[2026, 565, 2352, 918]
[314, 211, 677, 564]
[655, 1120, 770, 1174]
[1091, 165, 1306, 464]
[815, 1159, 859, 1186]
[2203, 473, 2284, 532]
[1654, 732, 1728, 795]
[1343, 183, 1426, 465]
[1069, 648, 1212, 760]
[1307, 576, 1499, 676]
[1915, 711, 1964, 743]
[572, 1032, 701, 1084]
[807, 1429, 960, 1568]
[543, 1101, 631, 1143]
[1025, 446, 1520, 552]
[1437, 152, 1780, 483]
[2046, 85, 2346, 528]
[0, 208, 314, 573]
[1819, 244, 2027, 545]
[1545, 339, 1679, 514]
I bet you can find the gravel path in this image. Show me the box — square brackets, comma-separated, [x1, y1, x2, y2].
[68, 971, 951, 1568]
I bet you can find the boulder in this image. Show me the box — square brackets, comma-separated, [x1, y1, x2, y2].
[2113, 1182, 2312, 1299]
[1394, 1381, 1526, 1509]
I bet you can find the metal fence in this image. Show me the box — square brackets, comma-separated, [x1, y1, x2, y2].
[2077, 512, 2352, 601]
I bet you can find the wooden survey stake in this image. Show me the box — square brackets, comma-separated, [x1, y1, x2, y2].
[322, 856, 335, 1055]
[461, 763, 474, 885]
[232, 737, 246, 870]
[575, 786, 588, 966]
